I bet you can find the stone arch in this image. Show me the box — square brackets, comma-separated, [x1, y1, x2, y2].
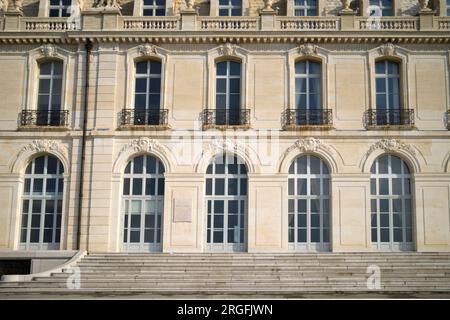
[113, 138, 174, 174]
[10, 140, 70, 175]
[278, 138, 339, 174]
[195, 139, 261, 174]
[360, 139, 423, 174]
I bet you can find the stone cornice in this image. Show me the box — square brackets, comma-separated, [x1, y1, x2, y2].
[0, 33, 449, 45]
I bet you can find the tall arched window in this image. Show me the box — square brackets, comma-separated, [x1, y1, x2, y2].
[219, 0, 242, 16]
[143, 0, 166, 16]
[122, 155, 165, 252]
[295, 60, 322, 125]
[134, 60, 162, 125]
[294, 0, 318, 16]
[370, 155, 413, 251]
[20, 155, 64, 250]
[369, 0, 393, 16]
[215, 60, 241, 125]
[205, 155, 247, 252]
[37, 61, 63, 125]
[288, 155, 330, 251]
[375, 60, 401, 125]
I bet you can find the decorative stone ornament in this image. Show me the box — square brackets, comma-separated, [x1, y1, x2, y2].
[8, 0, 23, 12]
[185, 0, 194, 10]
[262, 0, 274, 10]
[0, 0, 7, 12]
[340, 0, 352, 12]
[119, 138, 165, 155]
[218, 43, 237, 57]
[378, 43, 396, 56]
[94, 0, 121, 9]
[366, 139, 416, 157]
[40, 44, 57, 57]
[418, 0, 432, 11]
[138, 44, 157, 56]
[298, 43, 318, 56]
[286, 138, 332, 154]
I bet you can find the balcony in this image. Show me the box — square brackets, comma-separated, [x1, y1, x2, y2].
[201, 109, 251, 130]
[123, 17, 180, 30]
[119, 108, 169, 129]
[23, 18, 80, 31]
[282, 109, 333, 130]
[357, 17, 418, 31]
[365, 108, 415, 129]
[19, 110, 69, 128]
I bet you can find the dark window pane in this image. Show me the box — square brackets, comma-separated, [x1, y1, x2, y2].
[31, 215, 41, 228]
[45, 200, 54, 214]
[44, 215, 53, 228]
[157, 178, 164, 195]
[123, 178, 130, 195]
[297, 178, 307, 195]
[133, 156, 144, 174]
[214, 201, 224, 214]
[46, 179, 56, 194]
[228, 178, 238, 195]
[240, 178, 247, 195]
[130, 231, 140, 243]
[206, 179, 212, 195]
[34, 157, 45, 174]
[32, 200, 42, 214]
[30, 229, 40, 243]
[298, 229, 307, 242]
[132, 178, 143, 195]
[213, 231, 223, 243]
[215, 178, 225, 195]
[229, 62, 241, 76]
[216, 62, 227, 75]
[145, 178, 155, 195]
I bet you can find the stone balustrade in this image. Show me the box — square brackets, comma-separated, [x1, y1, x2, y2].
[123, 17, 180, 30]
[199, 17, 259, 31]
[279, 17, 339, 31]
[23, 18, 80, 31]
[437, 17, 450, 30]
[358, 17, 419, 31]
[0, 14, 449, 33]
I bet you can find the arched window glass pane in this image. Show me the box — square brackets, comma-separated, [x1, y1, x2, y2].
[288, 155, 330, 251]
[205, 155, 247, 252]
[370, 155, 413, 251]
[122, 155, 165, 252]
[20, 155, 64, 250]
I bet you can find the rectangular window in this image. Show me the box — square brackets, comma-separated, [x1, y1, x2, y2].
[294, 0, 318, 16]
[143, 0, 166, 16]
[49, 0, 71, 18]
[369, 0, 393, 16]
[219, 0, 242, 16]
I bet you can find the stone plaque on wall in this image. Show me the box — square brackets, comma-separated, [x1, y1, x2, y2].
[173, 198, 192, 223]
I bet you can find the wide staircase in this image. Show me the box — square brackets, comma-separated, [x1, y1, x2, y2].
[1, 252, 450, 298]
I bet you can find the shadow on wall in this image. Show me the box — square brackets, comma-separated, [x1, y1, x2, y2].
[121, 0, 135, 15]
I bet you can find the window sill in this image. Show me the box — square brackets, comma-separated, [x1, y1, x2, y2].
[202, 124, 252, 131]
[117, 124, 171, 131]
[366, 125, 416, 130]
[282, 124, 334, 131]
[18, 125, 70, 131]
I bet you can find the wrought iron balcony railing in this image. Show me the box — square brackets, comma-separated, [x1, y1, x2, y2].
[282, 108, 333, 129]
[365, 108, 415, 128]
[119, 108, 168, 127]
[201, 109, 251, 127]
[20, 109, 69, 127]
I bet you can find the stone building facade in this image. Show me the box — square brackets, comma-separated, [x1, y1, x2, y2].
[0, 0, 449, 255]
